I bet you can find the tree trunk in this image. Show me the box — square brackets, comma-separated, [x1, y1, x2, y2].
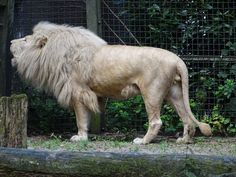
[0, 94, 27, 148]
[0, 148, 235, 177]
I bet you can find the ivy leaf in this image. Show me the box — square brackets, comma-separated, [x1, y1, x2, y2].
[221, 49, 229, 56]
[206, 4, 213, 10]
[217, 71, 228, 79]
[230, 64, 236, 76]
[180, 10, 188, 16]
[223, 118, 230, 125]
[226, 41, 233, 47]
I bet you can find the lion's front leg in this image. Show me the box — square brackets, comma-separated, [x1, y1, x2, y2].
[70, 101, 91, 142]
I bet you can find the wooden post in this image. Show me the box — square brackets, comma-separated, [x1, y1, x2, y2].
[0, 94, 28, 148]
[86, 0, 102, 36]
[0, 0, 14, 97]
[86, 0, 102, 134]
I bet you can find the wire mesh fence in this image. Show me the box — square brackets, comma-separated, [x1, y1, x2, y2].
[101, 0, 236, 133]
[101, 0, 236, 56]
[13, 0, 86, 39]
[10, 0, 236, 135]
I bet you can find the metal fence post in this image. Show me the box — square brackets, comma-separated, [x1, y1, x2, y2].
[86, 0, 102, 134]
[0, 0, 14, 97]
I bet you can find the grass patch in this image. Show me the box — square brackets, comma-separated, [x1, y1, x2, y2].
[159, 141, 168, 152]
[27, 135, 236, 157]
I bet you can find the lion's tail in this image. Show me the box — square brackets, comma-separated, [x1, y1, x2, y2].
[177, 59, 212, 136]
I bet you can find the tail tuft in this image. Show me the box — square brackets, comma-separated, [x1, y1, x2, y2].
[199, 122, 212, 136]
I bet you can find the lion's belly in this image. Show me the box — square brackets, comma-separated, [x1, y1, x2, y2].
[90, 82, 126, 99]
[90, 81, 140, 99]
[89, 58, 141, 99]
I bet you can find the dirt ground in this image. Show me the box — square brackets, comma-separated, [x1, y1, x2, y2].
[27, 135, 236, 157]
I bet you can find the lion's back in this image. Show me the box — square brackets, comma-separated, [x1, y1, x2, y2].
[94, 45, 180, 72]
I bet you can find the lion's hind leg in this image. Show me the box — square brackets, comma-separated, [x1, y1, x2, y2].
[167, 83, 196, 144]
[133, 81, 168, 145]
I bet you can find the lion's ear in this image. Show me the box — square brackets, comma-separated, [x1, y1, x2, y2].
[34, 35, 47, 48]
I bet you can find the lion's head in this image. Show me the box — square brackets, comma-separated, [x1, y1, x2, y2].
[10, 21, 107, 108]
[10, 35, 33, 67]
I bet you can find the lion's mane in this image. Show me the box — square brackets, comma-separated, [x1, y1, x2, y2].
[15, 22, 107, 109]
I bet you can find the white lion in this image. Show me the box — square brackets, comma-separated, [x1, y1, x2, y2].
[10, 22, 212, 144]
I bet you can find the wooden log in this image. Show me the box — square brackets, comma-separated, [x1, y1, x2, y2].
[0, 148, 235, 177]
[0, 94, 27, 148]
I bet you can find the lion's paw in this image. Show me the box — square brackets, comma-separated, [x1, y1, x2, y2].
[70, 134, 88, 142]
[176, 137, 193, 144]
[133, 138, 144, 145]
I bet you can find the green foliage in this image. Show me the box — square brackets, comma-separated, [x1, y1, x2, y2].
[203, 105, 236, 136]
[106, 97, 199, 135]
[27, 89, 76, 134]
[160, 104, 182, 134]
[215, 79, 235, 101]
[106, 96, 146, 132]
[222, 42, 236, 56]
[118, 1, 235, 56]
[188, 63, 236, 136]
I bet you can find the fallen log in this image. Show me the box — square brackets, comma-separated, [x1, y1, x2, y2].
[0, 147, 235, 177]
[0, 94, 28, 148]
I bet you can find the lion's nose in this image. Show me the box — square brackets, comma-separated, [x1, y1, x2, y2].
[10, 39, 17, 43]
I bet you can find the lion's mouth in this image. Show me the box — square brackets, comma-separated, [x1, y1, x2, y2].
[10, 46, 18, 58]
[10, 43, 25, 58]
[11, 58, 18, 67]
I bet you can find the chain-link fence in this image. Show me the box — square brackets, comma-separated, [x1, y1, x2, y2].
[101, 1, 236, 56]
[11, 0, 236, 135]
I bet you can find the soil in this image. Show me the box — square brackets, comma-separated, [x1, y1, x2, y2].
[27, 135, 236, 157]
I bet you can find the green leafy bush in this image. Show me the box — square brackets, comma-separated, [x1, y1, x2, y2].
[105, 96, 146, 133]
[160, 104, 182, 134]
[215, 79, 235, 101]
[27, 89, 76, 135]
[187, 63, 236, 136]
[203, 105, 236, 136]
[119, 0, 236, 56]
